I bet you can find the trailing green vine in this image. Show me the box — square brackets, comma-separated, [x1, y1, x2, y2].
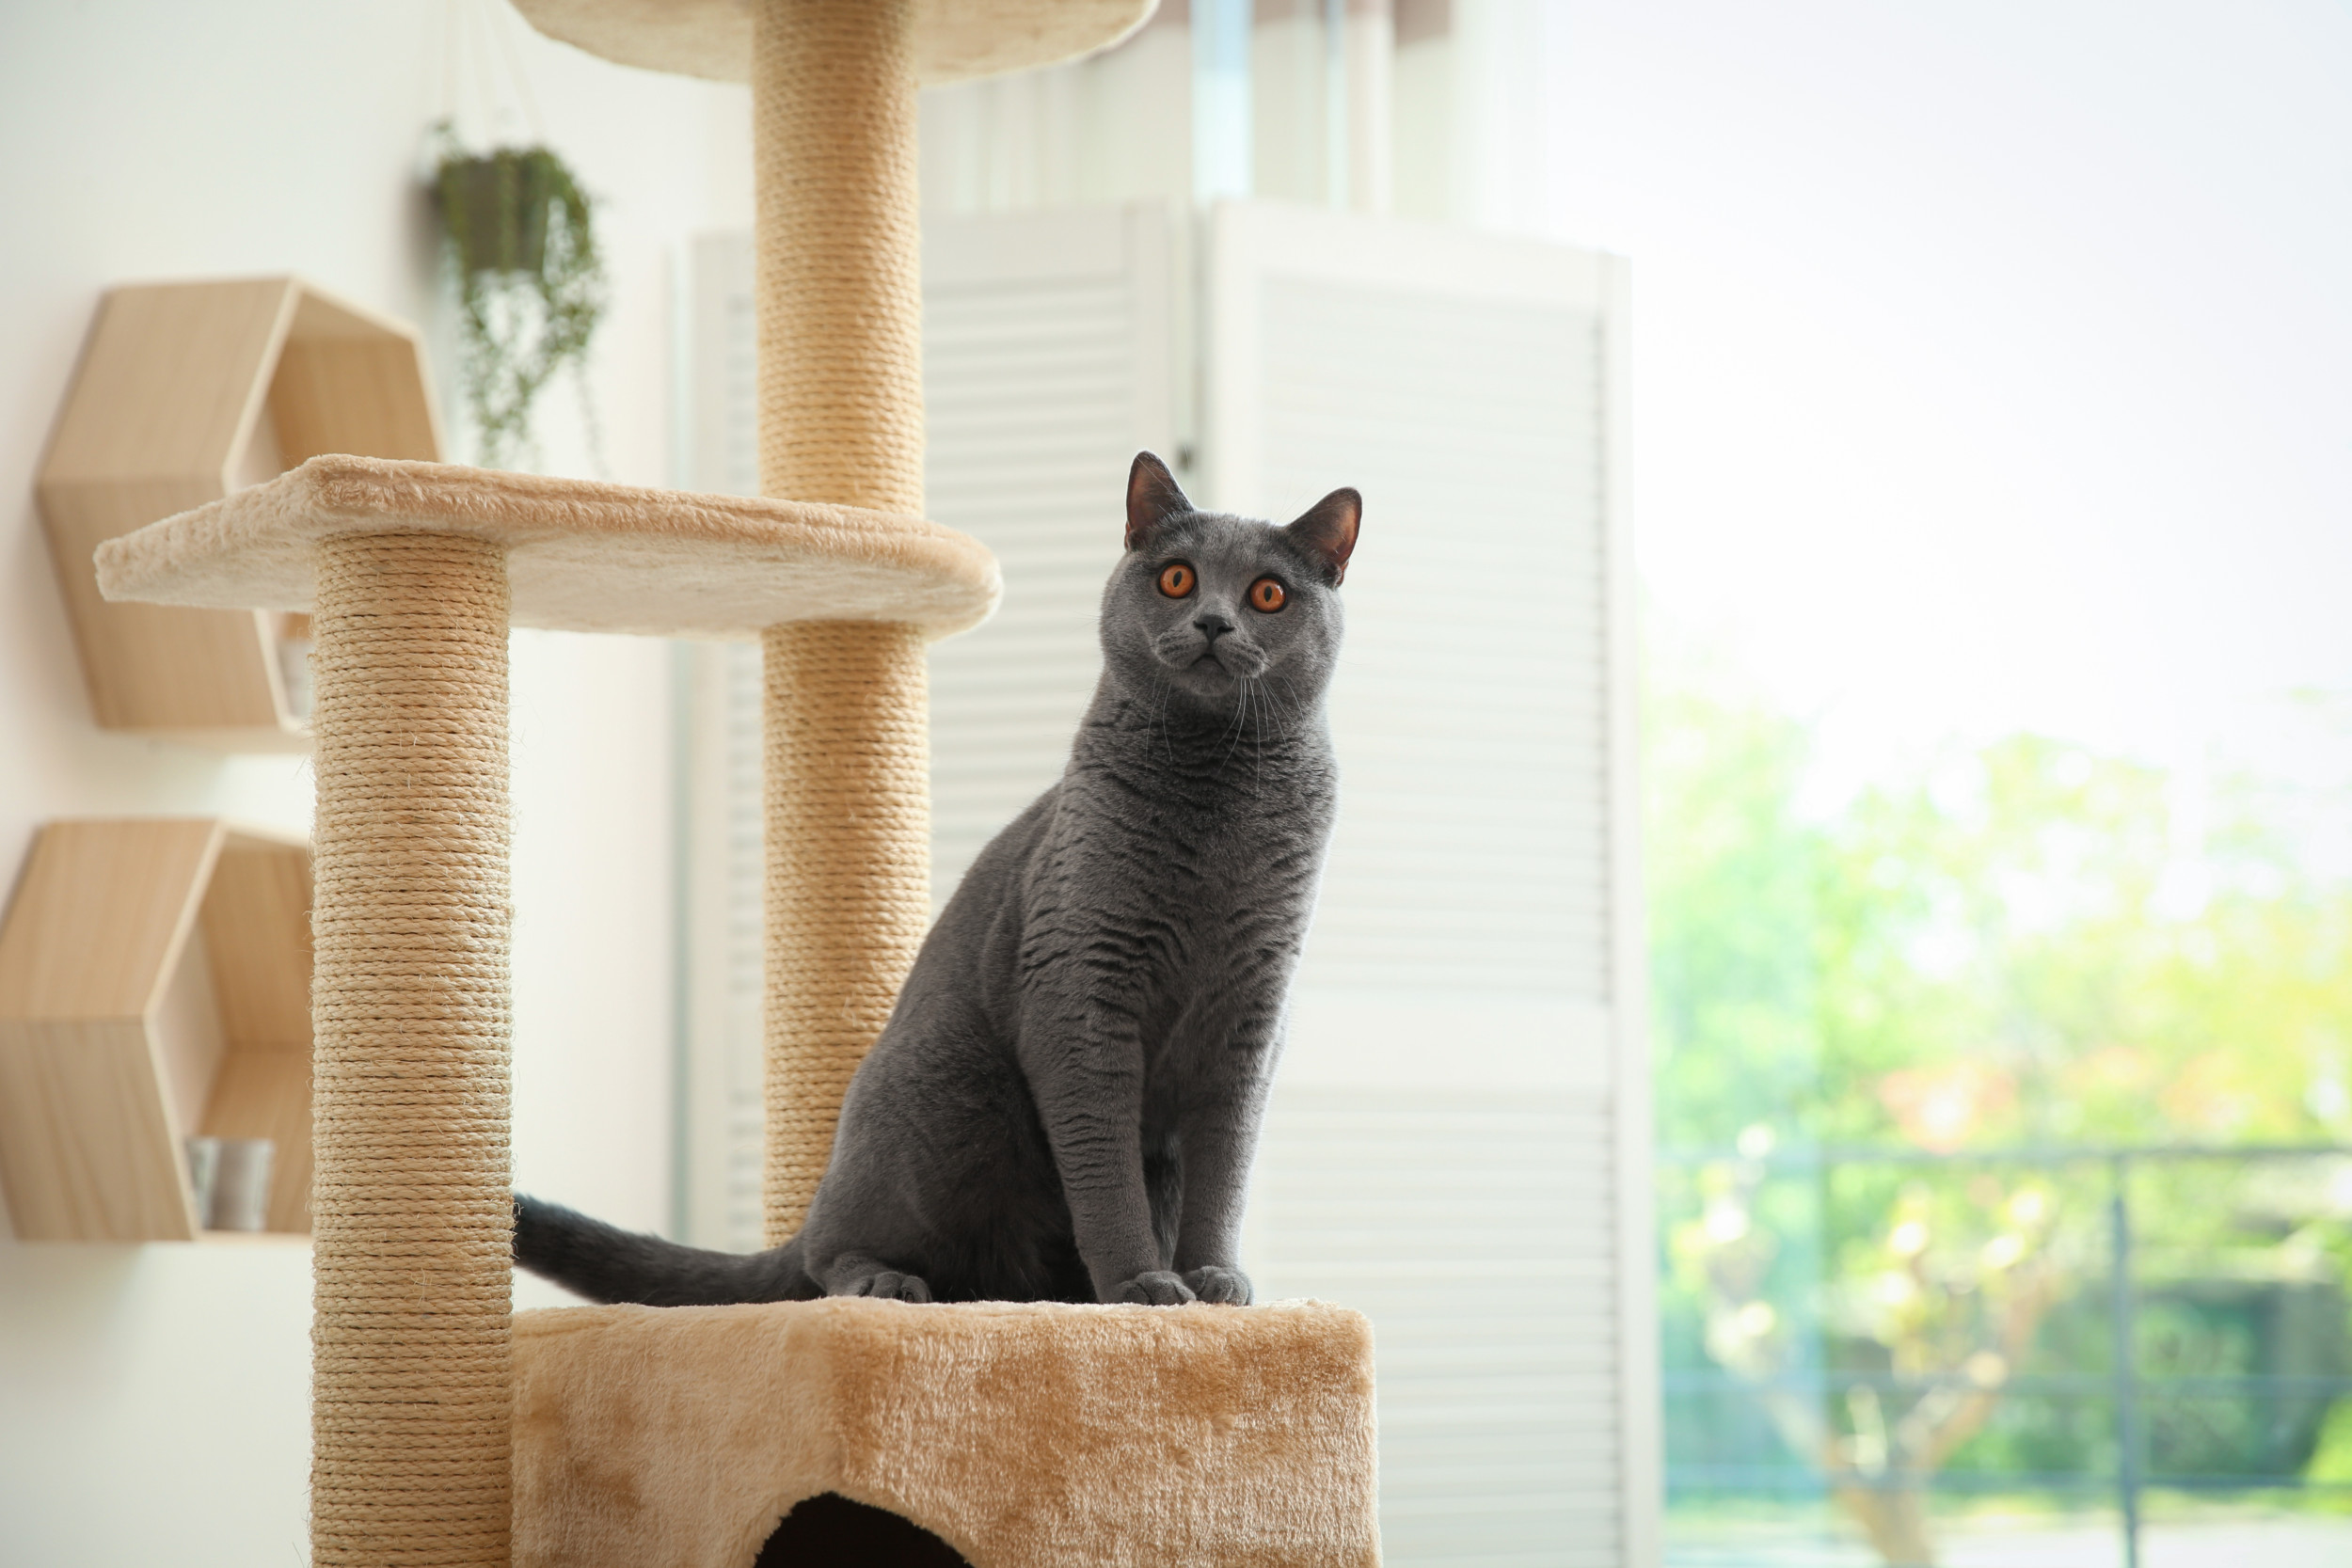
[433, 130, 606, 467]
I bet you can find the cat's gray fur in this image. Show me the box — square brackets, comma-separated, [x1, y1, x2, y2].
[513, 452, 1359, 1307]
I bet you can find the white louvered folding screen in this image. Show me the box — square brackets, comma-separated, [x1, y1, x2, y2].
[676, 202, 1655, 1566]
[1206, 202, 1657, 1568]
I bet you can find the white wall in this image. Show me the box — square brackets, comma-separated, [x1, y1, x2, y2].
[0, 4, 749, 1561]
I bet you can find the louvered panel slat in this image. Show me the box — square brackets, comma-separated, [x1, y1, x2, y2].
[1255, 272, 1610, 1008]
[1387, 1468, 1626, 1501]
[1301, 882, 1608, 922]
[1270, 1206, 1618, 1234]
[1264, 1217, 1620, 1250]
[1386, 1463, 1627, 1496]
[1385, 1550, 1623, 1568]
[1371, 1375, 1627, 1411]
[1382, 1432, 1631, 1463]
[1388, 1498, 1629, 1531]
[1384, 1553, 1623, 1568]
[1310, 891, 1608, 927]
[1265, 1091, 1619, 1119]
[1249, 1084, 1621, 1565]
[1263, 1188, 1617, 1222]
[1266, 1169, 1616, 1197]
[1387, 1525, 1623, 1567]
[1264, 1138, 1615, 1165]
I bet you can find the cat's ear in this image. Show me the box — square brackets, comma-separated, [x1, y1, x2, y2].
[1284, 487, 1361, 586]
[1126, 451, 1193, 550]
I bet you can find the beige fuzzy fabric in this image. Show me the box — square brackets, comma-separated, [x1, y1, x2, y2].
[512, 0, 1158, 87]
[93, 454, 1000, 641]
[512, 1296, 1380, 1567]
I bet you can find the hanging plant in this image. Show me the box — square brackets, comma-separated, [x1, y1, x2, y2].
[433, 133, 607, 467]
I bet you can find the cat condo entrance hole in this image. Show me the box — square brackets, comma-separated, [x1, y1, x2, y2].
[755, 1493, 971, 1567]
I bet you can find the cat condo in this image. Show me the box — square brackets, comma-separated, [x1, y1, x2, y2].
[94, 1, 1377, 1563]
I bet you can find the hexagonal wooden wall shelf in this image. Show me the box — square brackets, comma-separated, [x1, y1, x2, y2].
[0, 819, 313, 1242]
[37, 277, 443, 751]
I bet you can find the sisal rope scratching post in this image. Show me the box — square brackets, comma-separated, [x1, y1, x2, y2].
[759, 621, 930, 1233]
[752, 0, 932, 1239]
[309, 531, 514, 1568]
[96, 454, 1001, 1568]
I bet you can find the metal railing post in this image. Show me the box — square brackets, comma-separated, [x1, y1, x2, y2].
[2109, 1155, 2141, 1568]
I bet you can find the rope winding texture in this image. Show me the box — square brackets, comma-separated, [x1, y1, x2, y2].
[310, 531, 514, 1567]
[754, 0, 924, 516]
[761, 621, 931, 1237]
[753, 0, 933, 1242]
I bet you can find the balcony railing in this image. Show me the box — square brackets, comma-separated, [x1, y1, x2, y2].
[1658, 1144, 2352, 1568]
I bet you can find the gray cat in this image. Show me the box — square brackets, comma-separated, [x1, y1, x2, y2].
[513, 452, 1359, 1308]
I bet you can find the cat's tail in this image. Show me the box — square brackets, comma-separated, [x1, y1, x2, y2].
[512, 1193, 821, 1307]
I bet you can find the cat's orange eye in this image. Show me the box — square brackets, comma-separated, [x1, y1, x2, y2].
[1248, 577, 1287, 613]
[1157, 562, 1197, 598]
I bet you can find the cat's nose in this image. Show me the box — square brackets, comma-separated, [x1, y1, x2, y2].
[1194, 613, 1234, 642]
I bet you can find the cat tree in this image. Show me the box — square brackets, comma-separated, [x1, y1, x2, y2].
[96, 2, 1375, 1565]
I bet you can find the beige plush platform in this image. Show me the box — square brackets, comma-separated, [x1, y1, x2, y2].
[92, 453, 1000, 641]
[515, 0, 1157, 86]
[512, 1295, 1380, 1568]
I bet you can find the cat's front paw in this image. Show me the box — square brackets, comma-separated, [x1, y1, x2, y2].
[1182, 1264, 1253, 1305]
[1117, 1270, 1198, 1307]
[850, 1270, 932, 1303]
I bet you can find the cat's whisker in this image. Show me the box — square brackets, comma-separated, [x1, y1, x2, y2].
[1264, 671, 1298, 722]
[1247, 677, 1268, 797]
[1219, 680, 1250, 768]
